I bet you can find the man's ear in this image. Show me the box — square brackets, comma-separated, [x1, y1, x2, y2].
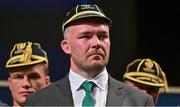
[45, 76, 50, 85]
[61, 40, 71, 54]
[8, 77, 12, 91]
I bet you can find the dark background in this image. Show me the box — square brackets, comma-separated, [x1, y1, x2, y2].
[0, 0, 180, 105]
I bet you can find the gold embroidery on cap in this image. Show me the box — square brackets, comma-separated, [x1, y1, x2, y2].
[143, 59, 155, 73]
[136, 76, 159, 83]
[19, 42, 32, 63]
[81, 4, 90, 9]
[14, 43, 26, 54]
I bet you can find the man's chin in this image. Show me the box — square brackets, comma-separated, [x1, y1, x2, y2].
[87, 64, 105, 72]
[16, 99, 26, 106]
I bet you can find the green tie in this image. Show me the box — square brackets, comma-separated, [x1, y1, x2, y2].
[81, 81, 94, 107]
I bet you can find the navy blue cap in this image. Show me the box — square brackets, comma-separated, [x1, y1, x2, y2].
[6, 41, 48, 68]
[123, 58, 169, 92]
[62, 4, 112, 32]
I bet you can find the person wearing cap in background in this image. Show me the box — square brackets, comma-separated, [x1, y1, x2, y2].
[123, 58, 169, 104]
[25, 4, 154, 106]
[5, 41, 50, 106]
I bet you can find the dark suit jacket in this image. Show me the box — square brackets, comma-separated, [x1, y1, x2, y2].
[25, 74, 154, 106]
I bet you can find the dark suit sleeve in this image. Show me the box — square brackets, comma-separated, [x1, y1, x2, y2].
[25, 95, 33, 106]
[145, 95, 154, 106]
[24, 87, 60, 106]
[107, 76, 155, 106]
[24, 77, 74, 106]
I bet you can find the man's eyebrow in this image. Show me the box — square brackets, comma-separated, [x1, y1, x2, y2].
[27, 72, 39, 75]
[79, 31, 92, 34]
[27, 72, 41, 78]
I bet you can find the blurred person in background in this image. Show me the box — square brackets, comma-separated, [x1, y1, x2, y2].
[5, 41, 50, 106]
[123, 58, 169, 104]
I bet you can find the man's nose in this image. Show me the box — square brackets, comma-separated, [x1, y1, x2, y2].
[22, 76, 31, 88]
[91, 36, 102, 48]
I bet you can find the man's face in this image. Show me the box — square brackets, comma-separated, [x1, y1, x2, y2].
[61, 21, 110, 73]
[8, 64, 50, 106]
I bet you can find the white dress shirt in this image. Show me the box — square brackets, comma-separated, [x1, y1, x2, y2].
[69, 68, 108, 107]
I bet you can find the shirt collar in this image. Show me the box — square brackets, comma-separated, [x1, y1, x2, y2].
[69, 68, 108, 91]
[69, 69, 86, 90]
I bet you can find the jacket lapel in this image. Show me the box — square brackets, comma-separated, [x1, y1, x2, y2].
[54, 75, 74, 106]
[106, 76, 126, 106]
[52, 74, 126, 106]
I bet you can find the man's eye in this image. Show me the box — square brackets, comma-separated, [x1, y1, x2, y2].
[29, 74, 40, 80]
[81, 35, 91, 39]
[99, 35, 107, 40]
[13, 75, 24, 79]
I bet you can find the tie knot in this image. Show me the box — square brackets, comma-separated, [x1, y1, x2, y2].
[81, 81, 94, 93]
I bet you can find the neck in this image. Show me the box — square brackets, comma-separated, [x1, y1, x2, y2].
[71, 67, 105, 79]
[13, 101, 23, 107]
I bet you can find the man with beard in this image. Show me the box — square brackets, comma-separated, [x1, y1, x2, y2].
[6, 41, 50, 106]
[25, 4, 154, 106]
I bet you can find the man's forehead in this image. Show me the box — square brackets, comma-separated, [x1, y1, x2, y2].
[10, 70, 37, 75]
[8, 64, 42, 73]
[68, 22, 109, 33]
